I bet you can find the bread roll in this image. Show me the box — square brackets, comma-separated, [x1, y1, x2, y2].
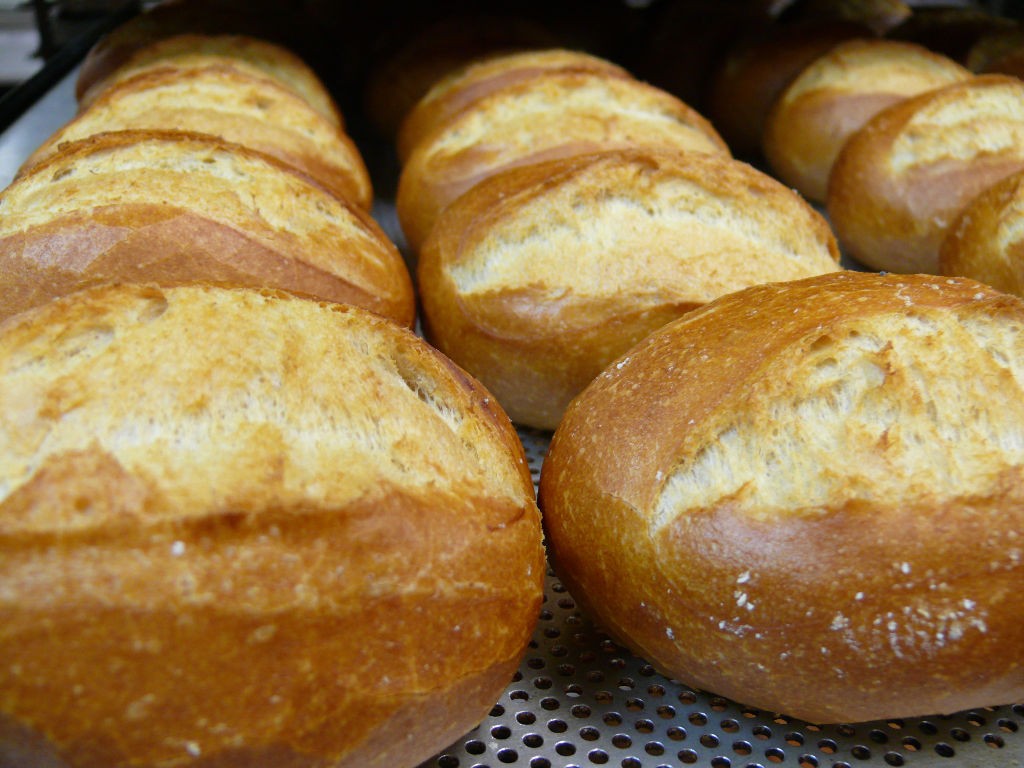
[418, 149, 840, 430]
[0, 283, 544, 768]
[362, 13, 558, 139]
[940, 169, 1024, 297]
[0, 131, 413, 326]
[397, 71, 730, 255]
[396, 48, 632, 164]
[75, 0, 323, 104]
[887, 5, 1017, 64]
[827, 74, 1024, 274]
[539, 270, 1024, 724]
[78, 33, 344, 129]
[706, 19, 867, 158]
[764, 38, 970, 203]
[23, 65, 372, 210]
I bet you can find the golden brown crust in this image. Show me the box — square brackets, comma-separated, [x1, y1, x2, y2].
[396, 48, 632, 164]
[0, 131, 413, 326]
[418, 148, 840, 430]
[397, 71, 730, 255]
[0, 283, 544, 768]
[763, 38, 970, 203]
[79, 33, 344, 130]
[940, 169, 1024, 296]
[540, 271, 1024, 723]
[26, 65, 372, 210]
[706, 19, 868, 158]
[827, 74, 1024, 273]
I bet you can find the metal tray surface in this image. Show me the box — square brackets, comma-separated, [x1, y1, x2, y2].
[420, 429, 1024, 768]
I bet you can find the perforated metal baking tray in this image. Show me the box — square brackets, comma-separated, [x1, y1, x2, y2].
[419, 429, 1024, 768]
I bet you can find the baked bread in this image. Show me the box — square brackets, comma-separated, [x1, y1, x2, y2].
[418, 149, 841, 430]
[539, 270, 1024, 724]
[939, 168, 1024, 297]
[827, 74, 1024, 274]
[23, 64, 372, 210]
[887, 5, 1017, 64]
[75, 0, 323, 104]
[396, 48, 632, 164]
[0, 131, 413, 326]
[397, 71, 730, 255]
[763, 38, 970, 203]
[706, 19, 867, 158]
[362, 13, 558, 139]
[0, 282, 544, 768]
[78, 33, 344, 130]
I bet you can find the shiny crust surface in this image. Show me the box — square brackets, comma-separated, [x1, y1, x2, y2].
[540, 271, 1024, 723]
[0, 283, 544, 768]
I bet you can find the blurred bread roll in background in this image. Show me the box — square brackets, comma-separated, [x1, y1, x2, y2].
[396, 48, 632, 164]
[940, 168, 1024, 297]
[418, 148, 840, 430]
[0, 131, 414, 326]
[827, 74, 1024, 273]
[764, 38, 970, 203]
[22, 65, 373, 210]
[397, 70, 729, 255]
[78, 33, 344, 130]
[706, 19, 868, 158]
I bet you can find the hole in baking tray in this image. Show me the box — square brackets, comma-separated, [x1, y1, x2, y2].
[611, 734, 632, 749]
[496, 747, 518, 763]
[529, 758, 550, 768]
[884, 753, 905, 766]
[785, 731, 804, 746]
[934, 742, 956, 758]
[710, 756, 731, 767]
[902, 736, 921, 751]
[850, 744, 871, 760]
[733, 740, 752, 756]
[657, 705, 675, 719]
[516, 711, 535, 725]
[647, 683, 665, 697]
[491, 705, 505, 717]
[766, 746, 786, 763]
[588, 749, 609, 764]
[965, 711, 987, 726]
[604, 713, 622, 727]
[836, 724, 856, 737]
[539, 697, 558, 711]
[798, 755, 819, 768]
[985, 733, 1006, 748]
[818, 739, 838, 754]
[752, 725, 772, 740]
[919, 721, 939, 735]
[465, 740, 485, 755]
[868, 729, 888, 744]
[622, 758, 642, 768]
[999, 718, 1020, 732]
[625, 698, 644, 712]
[635, 719, 654, 734]
[565, 682, 583, 696]
[437, 756, 459, 768]
[667, 726, 686, 742]
[701, 734, 720, 748]
[523, 734, 543, 748]
[580, 726, 600, 741]
[678, 750, 699, 764]
[554, 741, 576, 757]
[571, 704, 591, 718]
[950, 727, 971, 742]
[688, 712, 708, 726]
[547, 719, 567, 734]
[644, 741, 665, 756]
[491, 725, 512, 740]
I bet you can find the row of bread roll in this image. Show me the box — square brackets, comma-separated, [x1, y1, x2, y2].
[0, 28, 415, 327]
[0, 282, 546, 768]
[396, 49, 841, 430]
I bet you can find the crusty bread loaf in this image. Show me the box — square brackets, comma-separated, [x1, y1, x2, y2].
[539, 270, 1024, 724]
[827, 74, 1024, 273]
[764, 38, 970, 203]
[940, 169, 1024, 297]
[78, 33, 344, 129]
[362, 13, 558, 140]
[75, 0, 322, 104]
[396, 48, 632, 164]
[706, 19, 867, 158]
[418, 149, 840, 430]
[0, 282, 544, 768]
[0, 131, 413, 326]
[23, 65, 372, 210]
[397, 71, 730, 255]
